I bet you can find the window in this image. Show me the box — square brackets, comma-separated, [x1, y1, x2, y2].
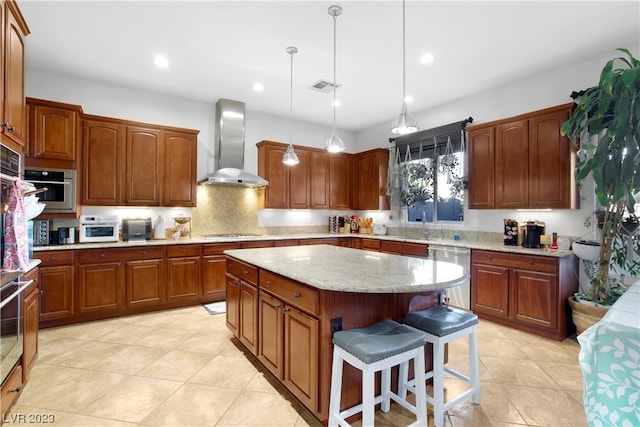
[401, 151, 464, 223]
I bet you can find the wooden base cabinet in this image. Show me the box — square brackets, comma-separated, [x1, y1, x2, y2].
[37, 250, 75, 322]
[166, 245, 201, 303]
[471, 250, 578, 340]
[226, 258, 259, 355]
[22, 268, 39, 380]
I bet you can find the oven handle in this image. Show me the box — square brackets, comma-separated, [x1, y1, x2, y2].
[24, 180, 71, 185]
[0, 279, 35, 310]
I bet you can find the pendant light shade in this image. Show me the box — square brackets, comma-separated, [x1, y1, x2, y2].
[390, 0, 419, 135]
[283, 46, 299, 165]
[324, 5, 345, 153]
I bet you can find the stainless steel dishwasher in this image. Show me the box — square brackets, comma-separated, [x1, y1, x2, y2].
[428, 244, 471, 310]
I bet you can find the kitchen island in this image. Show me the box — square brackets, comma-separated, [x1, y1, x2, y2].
[224, 244, 468, 424]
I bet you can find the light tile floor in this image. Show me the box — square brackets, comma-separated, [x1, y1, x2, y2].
[5, 306, 588, 426]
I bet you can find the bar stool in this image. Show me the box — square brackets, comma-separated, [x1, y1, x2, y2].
[400, 305, 481, 427]
[328, 319, 428, 427]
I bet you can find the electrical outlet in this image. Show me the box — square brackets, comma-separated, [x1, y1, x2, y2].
[330, 317, 342, 336]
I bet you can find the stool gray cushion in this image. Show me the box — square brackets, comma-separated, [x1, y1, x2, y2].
[333, 319, 426, 364]
[403, 305, 478, 337]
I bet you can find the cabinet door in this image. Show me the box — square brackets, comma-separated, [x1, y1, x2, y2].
[39, 265, 74, 321]
[471, 263, 509, 318]
[283, 305, 318, 410]
[164, 131, 197, 207]
[22, 269, 39, 378]
[126, 258, 165, 307]
[495, 120, 528, 209]
[467, 126, 495, 209]
[1, 3, 28, 147]
[126, 126, 163, 205]
[289, 148, 310, 209]
[259, 144, 289, 208]
[529, 108, 575, 208]
[225, 273, 241, 337]
[511, 268, 557, 330]
[166, 256, 201, 302]
[330, 154, 351, 209]
[310, 150, 330, 209]
[83, 119, 126, 205]
[239, 282, 259, 355]
[78, 262, 125, 313]
[258, 292, 284, 379]
[353, 149, 389, 210]
[28, 104, 77, 161]
[202, 255, 227, 301]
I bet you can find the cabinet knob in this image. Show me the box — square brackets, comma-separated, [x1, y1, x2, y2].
[243, 270, 249, 276]
[50, 256, 56, 261]
[229, 263, 234, 268]
[488, 256, 493, 260]
[38, 289, 44, 295]
[266, 281, 272, 287]
[100, 253, 105, 257]
[11, 386, 21, 393]
[528, 260, 534, 265]
[275, 304, 281, 309]
[182, 248, 186, 253]
[142, 250, 147, 255]
[234, 278, 240, 285]
[282, 307, 289, 313]
[1, 122, 14, 132]
[293, 292, 300, 299]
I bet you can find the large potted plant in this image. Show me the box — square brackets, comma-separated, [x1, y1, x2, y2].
[561, 48, 640, 332]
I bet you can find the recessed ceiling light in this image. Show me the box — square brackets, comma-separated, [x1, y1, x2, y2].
[331, 99, 341, 107]
[153, 55, 169, 68]
[404, 95, 413, 103]
[252, 83, 264, 92]
[420, 53, 435, 64]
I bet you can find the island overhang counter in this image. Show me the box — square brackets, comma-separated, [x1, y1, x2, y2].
[223, 244, 469, 424]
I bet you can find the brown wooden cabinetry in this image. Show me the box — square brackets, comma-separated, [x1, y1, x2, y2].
[77, 251, 126, 313]
[257, 140, 310, 209]
[352, 148, 389, 210]
[125, 248, 165, 308]
[380, 240, 428, 258]
[310, 150, 330, 208]
[25, 98, 82, 169]
[166, 245, 201, 303]
[37, 250, 75, 322]
[471, 249, 578, 340]
[258, 269, 319, 410]
[83, 115, 199, 207]
[329, 154, 351, 209]
[22, 267, 39, 379]
[467, 104, 577, 209]
[1, 0, 29, 150]
[226, 258, 259, 355]
[202, 242, 241, 302]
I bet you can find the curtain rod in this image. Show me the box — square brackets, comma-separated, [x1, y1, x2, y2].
[388, 117, 474, 144]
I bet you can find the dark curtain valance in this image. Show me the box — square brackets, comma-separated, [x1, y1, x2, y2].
[389, 117, 473, 159]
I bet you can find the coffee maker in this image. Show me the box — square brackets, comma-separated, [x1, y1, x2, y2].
[522, 221, 545, 248]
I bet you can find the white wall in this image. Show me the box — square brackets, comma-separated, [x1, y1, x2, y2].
[25, 70, 355, 182]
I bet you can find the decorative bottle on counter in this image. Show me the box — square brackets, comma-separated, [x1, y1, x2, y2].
[154, 215, 166, 240]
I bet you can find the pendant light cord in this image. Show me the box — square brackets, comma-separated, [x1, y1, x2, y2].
[402, 0, 406, 104]
[290, 49, 294, 145]
[332, 11, 337, 130]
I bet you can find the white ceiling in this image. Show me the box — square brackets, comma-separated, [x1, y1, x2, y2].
[19, 1, 640, 132]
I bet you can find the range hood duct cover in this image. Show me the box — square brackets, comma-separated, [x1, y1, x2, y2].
[199, 99, 268, 187]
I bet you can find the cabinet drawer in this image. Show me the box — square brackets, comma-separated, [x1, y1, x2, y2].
[167, 245, 201, 258]
[360, 238, 381, 250]
[1, 364, 22, 414]
[472, 250, 556, 273]
[36, 250, 74, 266]
[260, 270, 319, 316]
[227, 258, 258, 285]
[380, 240, 428, 257]
[240, 240, 275, 249]
[203, 242, 241, 255]
[78, 247, 165, 263]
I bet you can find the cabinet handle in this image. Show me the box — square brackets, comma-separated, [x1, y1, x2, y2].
[266, 281, 272, 287]
[528, 260, 534, 265]
[50, 256, 56, 261]
[182, 248, 186, 253]
[11, 386, 21, 393]
[488, 256, 493, 260]
[1, 123, 14, 132]
[100, 253, 105, 257]
[282, 307, 289, 313]
[38, 289, 44, 295]
[234, 278, 240, 285]
[243, 270, 249, 276]
[293, 292, 300, 299]
[142, 250, 147, 255]
[229, 263, 234, 268]
[275, 304, 281, 309]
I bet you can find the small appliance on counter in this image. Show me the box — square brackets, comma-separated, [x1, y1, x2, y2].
[503, 219, 519, 246]
[522, 220, 546, 248]
[79, 215, 119, 243]
[32, 219, 52, 246]
[122, 217, 152, 242]
[373, 223, 387, 235]
[58, 226, 76, 245]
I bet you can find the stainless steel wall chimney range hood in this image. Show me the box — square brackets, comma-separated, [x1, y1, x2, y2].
[198, 99, 268, 187]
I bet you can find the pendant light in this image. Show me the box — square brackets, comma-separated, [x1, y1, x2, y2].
[325, 5, 345, 153]
[282, 46, 300, 165]
[390, 0, 418, 135]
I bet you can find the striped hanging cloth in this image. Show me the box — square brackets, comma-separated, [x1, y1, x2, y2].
[3, 179, 29, 271]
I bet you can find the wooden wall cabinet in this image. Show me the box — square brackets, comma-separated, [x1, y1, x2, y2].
[329, 154, 351, 209]
[25, 98, 83, 169]
[257, 140, 311, 209]
[471, 249, 578, 340]
[467, 103, 577, 209]
[83, 115, 198, 207]
[352, 148, 389, 210]
[1, 0, 29, 150]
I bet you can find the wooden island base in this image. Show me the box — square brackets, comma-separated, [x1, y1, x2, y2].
[225, 255, 442, 424]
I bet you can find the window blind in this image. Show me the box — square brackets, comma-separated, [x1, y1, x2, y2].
[389, 117, 473, 159]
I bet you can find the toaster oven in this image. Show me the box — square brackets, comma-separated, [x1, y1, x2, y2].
[79, 215, 118, 243]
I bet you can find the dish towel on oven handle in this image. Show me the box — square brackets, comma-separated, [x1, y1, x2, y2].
[3, 179, 29, 271]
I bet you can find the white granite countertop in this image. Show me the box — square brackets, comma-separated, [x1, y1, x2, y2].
[225, 245, 469, 294]
[32, 232, 574, 258]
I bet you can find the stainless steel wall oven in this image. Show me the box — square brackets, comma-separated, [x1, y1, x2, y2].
[0, 273, 33, 385]
[23, 167, 76, 214]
